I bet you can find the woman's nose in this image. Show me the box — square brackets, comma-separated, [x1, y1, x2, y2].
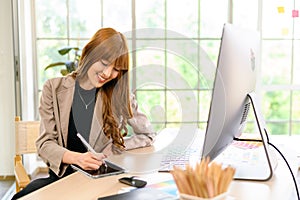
[102, 65, 113, 78]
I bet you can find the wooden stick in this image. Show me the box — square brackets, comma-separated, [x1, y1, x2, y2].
[211, 162, 222, 194]
[185, 165, 197, 196]
[173, 166, 193, 195]
[199, 158, 210, 197]
[170, 170, 184, 193]
[221, 166, 235, 193]
[195, 161, 208, 198]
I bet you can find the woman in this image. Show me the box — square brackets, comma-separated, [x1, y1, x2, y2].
[12, 28, 156, 199]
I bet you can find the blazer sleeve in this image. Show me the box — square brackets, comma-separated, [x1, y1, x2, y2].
[125, 94, 157, 150]
[36, 79, 68, 177]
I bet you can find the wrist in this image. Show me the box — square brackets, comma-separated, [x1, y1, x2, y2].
[63, 150, 80, 165]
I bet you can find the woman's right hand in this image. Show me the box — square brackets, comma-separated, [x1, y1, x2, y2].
[63, 150, 107, 170]
[76, 152, 107, 170]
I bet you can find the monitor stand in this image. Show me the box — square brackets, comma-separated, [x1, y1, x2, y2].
[234, 92, 277, 181]
[222, 92, 278, 181]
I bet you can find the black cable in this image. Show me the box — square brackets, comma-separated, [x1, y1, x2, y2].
[264, 128, 299, 200]
[234, 132, 300, 199]
[268, 142, 300, 200]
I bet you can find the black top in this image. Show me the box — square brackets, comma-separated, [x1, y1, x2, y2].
[67, 81, 96, 152]
[67, 109, 86, 153]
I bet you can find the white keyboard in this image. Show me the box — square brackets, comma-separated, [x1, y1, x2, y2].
[158, 133, 203, 172]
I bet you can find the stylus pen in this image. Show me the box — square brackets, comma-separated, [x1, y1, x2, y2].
[77, 133, 107, 167]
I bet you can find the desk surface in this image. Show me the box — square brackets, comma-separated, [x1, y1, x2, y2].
[20, 128, 299, 200]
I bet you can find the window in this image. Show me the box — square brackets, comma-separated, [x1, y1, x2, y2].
[261, 0, 300, 135]
[21, 0, 299, 135]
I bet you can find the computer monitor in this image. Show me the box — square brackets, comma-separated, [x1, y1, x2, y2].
[157, 23, 275, 180]
[201, 23, 261, 162]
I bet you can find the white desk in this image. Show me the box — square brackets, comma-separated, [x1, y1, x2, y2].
[19, 128, 299, 200]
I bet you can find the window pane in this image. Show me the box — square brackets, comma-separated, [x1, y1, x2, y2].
[166, 0, 198, 38]
[135, 65, 165, 90]
[262, 0, 294, 38]
[293, 40, 300, 84]
[198, 122, 207, 132]
[199, 40, 220, 90]
[261, 40, 292, 85]
[136, 49, 165, 66]
[199, 90, 211, 122]
[199, 40, 220, 67]
[166, 91, 198, 122]
[135, 41, 165, 90]
[69, 40, 88, 51]
[37, 40, 68, 88]
[262, 91, 290, 121]
[200, 0, 228, 37]
[135, 90, 165, 132]
[167, 40, 199, 89]
[136, 0, 165, 29]
[35, 0, 67, 38]
[266, 122, 289, 135]
[103, 0, 131, 33]
[292, 123, 300, 135]
[232, 0, 258, 30]
[292, 91, 300, 120]
[135, 40, 165, 67]
[69, 0, 101, 38]
[135, 26, 165, 39]
[167, 123, 184, 128]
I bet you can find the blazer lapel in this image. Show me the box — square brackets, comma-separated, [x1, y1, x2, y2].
[57, 76, 75, 147]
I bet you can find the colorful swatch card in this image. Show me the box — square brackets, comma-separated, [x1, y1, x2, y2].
[147, 179, 179, 197]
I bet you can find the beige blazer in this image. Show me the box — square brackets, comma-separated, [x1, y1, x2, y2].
[36, 74, 156, 176]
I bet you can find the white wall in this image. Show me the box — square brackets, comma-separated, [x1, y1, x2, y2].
[0, 0, 16, 175]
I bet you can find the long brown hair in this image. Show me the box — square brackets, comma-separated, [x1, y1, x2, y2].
[75, 28, 133, 150]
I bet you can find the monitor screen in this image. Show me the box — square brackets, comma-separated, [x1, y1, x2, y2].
[201, 23, 261, 161]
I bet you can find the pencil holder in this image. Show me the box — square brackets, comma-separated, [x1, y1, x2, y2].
[171, 157, 235, 200]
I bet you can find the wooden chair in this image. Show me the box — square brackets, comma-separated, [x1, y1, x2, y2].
[14, 116, 40, 192]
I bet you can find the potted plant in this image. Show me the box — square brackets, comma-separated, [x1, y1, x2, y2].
[44, 46, 81, 76]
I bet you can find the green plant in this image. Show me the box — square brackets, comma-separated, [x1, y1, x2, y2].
[44, 46, 81, 76]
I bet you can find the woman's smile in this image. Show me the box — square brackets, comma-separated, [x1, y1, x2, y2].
[97, 72, 107, 84]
